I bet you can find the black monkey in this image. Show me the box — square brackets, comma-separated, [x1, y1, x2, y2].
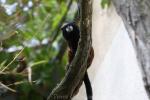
[61, 22, 94, 100]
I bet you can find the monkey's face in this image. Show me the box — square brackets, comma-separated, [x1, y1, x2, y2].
[61, 22, 80, 41]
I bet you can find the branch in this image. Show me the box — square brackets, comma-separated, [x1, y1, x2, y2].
[47, 0, 93, 99]
[0, 72, 27, 82]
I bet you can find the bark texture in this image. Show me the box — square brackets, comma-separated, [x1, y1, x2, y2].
[111, 0, 150, 99]
[47, 0, 93, 99]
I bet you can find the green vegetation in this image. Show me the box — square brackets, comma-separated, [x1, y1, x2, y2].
[0, 0, 77, 99]
[101, 0, 111, 8]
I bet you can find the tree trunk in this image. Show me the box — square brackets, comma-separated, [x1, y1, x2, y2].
[111, 0, 150, 99]
[47, 0, 93, 99]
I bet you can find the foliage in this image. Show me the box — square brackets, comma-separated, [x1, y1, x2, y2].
[101, 0, 111, 8]
[0, 0, 76, 99]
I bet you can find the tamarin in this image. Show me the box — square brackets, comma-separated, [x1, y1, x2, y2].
[61, 22, 94, 100]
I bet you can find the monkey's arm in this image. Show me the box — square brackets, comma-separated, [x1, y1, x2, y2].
[65, 48, 74, 71]
[68, 48, 74, 64]
[68, 47, 94, 68]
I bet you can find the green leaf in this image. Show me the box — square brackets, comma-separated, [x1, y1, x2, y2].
[101, 0, 111, 8]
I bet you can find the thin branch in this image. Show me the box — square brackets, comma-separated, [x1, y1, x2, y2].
[52, 39, 67, 62]
[50, 0, 73, 43]
[0, 82, 16, 93]
[1, 48, 24, 72]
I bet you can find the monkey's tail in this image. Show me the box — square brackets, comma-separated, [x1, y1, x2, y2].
[84, 71, 93, 100]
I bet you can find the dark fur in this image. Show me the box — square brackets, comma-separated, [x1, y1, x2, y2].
[61, 22, 94, 100]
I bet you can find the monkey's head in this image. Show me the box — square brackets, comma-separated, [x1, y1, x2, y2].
[61, 22, 80, 42]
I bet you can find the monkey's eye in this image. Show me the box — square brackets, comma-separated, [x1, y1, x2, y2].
[66, 27, 69, 32]
[69, 26, 73, 31]
[66, 25, 73, 32]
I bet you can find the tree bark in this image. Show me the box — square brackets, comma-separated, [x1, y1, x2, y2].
[47, 0, 93, 99]
[111, 0, 150, 99]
